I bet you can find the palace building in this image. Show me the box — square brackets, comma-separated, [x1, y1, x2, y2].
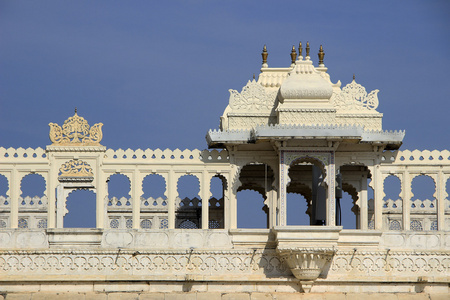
[0, 44, 448, 299]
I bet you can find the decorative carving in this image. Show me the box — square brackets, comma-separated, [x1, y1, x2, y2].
[333, 80, 379, 111]
[278, 247, 335, 281]
[0, 249, 290, 277]
[229, 80, 277, 111]
[59, 160, 93, 179]
[49, 111, 103, 146]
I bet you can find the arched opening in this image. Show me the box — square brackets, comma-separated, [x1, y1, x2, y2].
[383, 175, 402, 230]
[64, 189, 96, 228]
[209, 175, 226, 229]
[176, 175, 201, 229]
[288, 157, 327, 225]
[237, 163, 274, 229]
[0, 175, 9, 228]
[106, 174, 132, 229]
[20, 173, 47, 229]
[338, 165, 372, 229]
[141, 174, 167, 229]
[411, 175, 436, 231]
[20, 173, 46, 198]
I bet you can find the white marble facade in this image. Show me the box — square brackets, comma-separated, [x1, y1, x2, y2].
[0, 45, 449, 298]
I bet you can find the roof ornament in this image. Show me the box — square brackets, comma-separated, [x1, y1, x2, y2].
[290, 45, 297, 66]
[261, 45, 268, 68]
[305, 41, 310, 60]
[318, 45, 325, 66]
[253, 73, 256, 80]
[298, 42, 303, 60]
[333, 79, 379, 111]
[48, 110, 103, 146]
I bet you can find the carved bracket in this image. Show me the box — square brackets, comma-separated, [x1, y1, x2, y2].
[277, 247, 336, 292]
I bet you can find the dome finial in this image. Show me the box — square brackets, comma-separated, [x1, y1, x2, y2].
[253, 73, 255, 80]
[298, 42, 303, 59]
[353, 74, 356, 81]
[306, 41, 310, 58]
[261, 45, 268, 67]
[318, 45, 325, 66]
[290, 45, 297, 65]
[75, 107, 77, 114]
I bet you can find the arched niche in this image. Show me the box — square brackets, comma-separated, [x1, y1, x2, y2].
[56, 159, 96, 228]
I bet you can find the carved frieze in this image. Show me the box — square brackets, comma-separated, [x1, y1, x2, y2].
[58, 159, 94, 181]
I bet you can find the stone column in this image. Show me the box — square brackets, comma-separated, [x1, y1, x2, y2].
[325, 157, 336, 227]
[10, 170, 20, 228]
[360, 171, 368, 230]
[402, 171, 411, 231]
[437, 171, 445, 230]
[223, 172, 231, 229]
[131, 171, 142, 229]
[279, 152, 287, 226]
[96, 160, 106, 229]
[373, 166, 383, 230]
[201, 171, 210, 229]
[47, 161, 57, 228]
[168, 170, 176, 229]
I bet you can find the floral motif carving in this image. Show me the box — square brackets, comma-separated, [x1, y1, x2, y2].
[49, 111, 103, 146]
[59, 160, 93, 178]
[333, 80, 379, 111]
[229, 80, 277, 111]
[0, 249, 289, 277]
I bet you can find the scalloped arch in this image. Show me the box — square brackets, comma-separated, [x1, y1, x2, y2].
[142, 173, 167, 199]
[20, 173, 47, 198]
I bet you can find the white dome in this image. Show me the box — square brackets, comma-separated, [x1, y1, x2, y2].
[280, 60, 333, 100]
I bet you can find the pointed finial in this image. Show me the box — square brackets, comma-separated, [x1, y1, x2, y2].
[75, 107, 77, 114]
[318, 45, 325, 65]
[298, 42, 303, 58]
[306, 41, 310, 57]
[253, 73, 255, 80]
[353, 74, 356, 81]
[290, 45, 297, 64]
[261, 45, 268, 67]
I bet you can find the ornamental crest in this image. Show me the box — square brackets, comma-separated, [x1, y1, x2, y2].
[229, 80, 276, 111]
[59, 159, 94, 178]
[49, 110, 103, 146]
[332, 80, 379, 111]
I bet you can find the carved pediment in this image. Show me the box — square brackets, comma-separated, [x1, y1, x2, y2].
[49, 110, 103, 146]
[229, 79, 277, 112]
[332, 79, 379, 111]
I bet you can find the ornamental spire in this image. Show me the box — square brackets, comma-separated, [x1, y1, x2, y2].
[298, 42, 303, 59]
[318, 45, 325, 66]
[306, 41, 310, 59]
[261, 45, 268, 67]
[290, 45, 297, 65]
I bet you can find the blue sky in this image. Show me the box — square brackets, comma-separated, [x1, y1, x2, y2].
[1, 1, 449, 151]
[0, 1, 449, 228]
